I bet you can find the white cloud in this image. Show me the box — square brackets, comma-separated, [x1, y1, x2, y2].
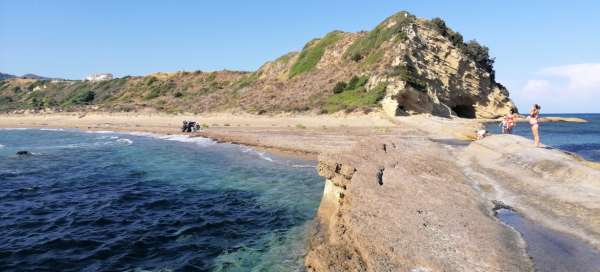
[513, 63, 600, 113]
[540, 63, 600, 90]
[522, 79, 551, 92]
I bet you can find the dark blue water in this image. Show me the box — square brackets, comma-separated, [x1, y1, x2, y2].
[487, 113, 600, 162]
[0, 129, 324, 271]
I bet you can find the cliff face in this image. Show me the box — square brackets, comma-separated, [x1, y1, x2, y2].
[306, 137, 533, 271]
[0, 11, 514, 118]
[245, 12, 515, 118]
[307, 132, 600, 271]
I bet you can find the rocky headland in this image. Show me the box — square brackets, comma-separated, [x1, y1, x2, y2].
[1, 10, 598, 272]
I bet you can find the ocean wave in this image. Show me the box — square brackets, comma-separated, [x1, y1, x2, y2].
[40, 128, 65, 131]
[96, 136, 120, 140]
[0, 128, 30, 130]
[158, 135, 214, 146]
[241, 147, 274, 162]
[85, 130, 116, 134]
[0, 144, 4, 148]
[291, 164, 314, 168]
[116, 138, 133, 145]
[123, 132, 215, 146]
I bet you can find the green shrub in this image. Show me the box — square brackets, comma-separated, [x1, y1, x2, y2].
[144, 76, 157, 86]
[236, 72, 260, 89]
[430, 17, 448, 36]
[350, 53, 363, 62]
[332, 75, 369, 94]
[67, 90, 95, 105]
[347, 75, 369, 90]
[206, 72, 217, 81]
[174, 91, 184, 98]
[428, 17, 494, 76]
[345, 11, 415, 61]
[333, 82, 348, 94]
[289, 31, 344, 78]
[464, 40, 494, 74]
[389, 64, 427, 91]
[143, 79, 176, 100]
[363, 50, 384, 66]
[324, 82, 387, 113]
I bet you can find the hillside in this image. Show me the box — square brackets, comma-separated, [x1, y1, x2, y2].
[0, 11, 515, 118]
[0, 73, 16, 81]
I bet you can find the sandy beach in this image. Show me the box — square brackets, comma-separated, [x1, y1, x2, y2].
[0, 111, 481, 159]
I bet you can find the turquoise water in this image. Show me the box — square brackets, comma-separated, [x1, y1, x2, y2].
[486, 113, 600, 162]
[0, 129, 324, 271]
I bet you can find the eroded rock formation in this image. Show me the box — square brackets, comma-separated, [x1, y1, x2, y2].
[306, 137, 533, 271]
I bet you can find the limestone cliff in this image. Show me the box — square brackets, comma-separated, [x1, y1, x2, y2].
[0, 11, 514, 118]
[305, 137, 533, 271]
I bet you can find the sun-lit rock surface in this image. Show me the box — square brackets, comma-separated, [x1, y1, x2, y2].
[306, 137, 533, 272]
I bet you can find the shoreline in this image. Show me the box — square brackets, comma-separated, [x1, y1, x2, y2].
[2, 111, 600, 271]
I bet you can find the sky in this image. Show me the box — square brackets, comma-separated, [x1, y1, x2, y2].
[1, 0, 599, 113]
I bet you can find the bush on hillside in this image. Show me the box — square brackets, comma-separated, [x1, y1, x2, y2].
[333, 82, 348, 94]
[389, 63, 427, 91]
[464, 40, 495, 74]
[345, 11, 416, 62]
[289, 31, 344, 78]
[324, 81, 387, 113]
[68, 90, 95, 105]
[428, 18, 495, 76]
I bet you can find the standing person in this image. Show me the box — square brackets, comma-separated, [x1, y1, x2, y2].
[529, 104, 541, 147]
[502, 109, 516, 134]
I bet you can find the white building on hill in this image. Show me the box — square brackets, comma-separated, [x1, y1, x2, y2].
[85, 73, 113, 82]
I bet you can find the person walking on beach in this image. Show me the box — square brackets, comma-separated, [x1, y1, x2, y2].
[529, 104, 541, 147]
[502, 109, 516, 134]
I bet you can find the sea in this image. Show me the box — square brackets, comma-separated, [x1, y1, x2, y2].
[1, 114, 598, 271]
[0, 129, 324, 271]
[486, 113, 600, 162]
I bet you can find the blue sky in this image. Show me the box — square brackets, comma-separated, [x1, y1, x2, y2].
[1, 0, 599, 113]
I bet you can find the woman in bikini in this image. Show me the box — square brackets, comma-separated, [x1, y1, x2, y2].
[502, 108, 516, 134]
[529, 104, 541, 147]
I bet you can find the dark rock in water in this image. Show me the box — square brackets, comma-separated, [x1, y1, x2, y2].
[16, 151, 32, 156]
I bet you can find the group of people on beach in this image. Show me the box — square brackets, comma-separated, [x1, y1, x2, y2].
[500, 104, 541, 147]
[181, 120, 201, 133]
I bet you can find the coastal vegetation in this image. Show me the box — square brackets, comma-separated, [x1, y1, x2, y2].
[429, 17, 495, 77]
[289, 31, 344, 78]
[0, 10, 512, 118]
[324, 76, 387, 113]
[345, 11, 415, 63]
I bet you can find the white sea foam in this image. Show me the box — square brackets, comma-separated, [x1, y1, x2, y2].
[85, 130, 116, 134]
[0, 128, 29, 130]
[126, 131, 160, 137]
[116, 138, 133, 145]
[291, 164, 314, 168]
[241, 147, 274, 162]
[40, 128, 65, 131]
[159, 135, 214, 146]
[122, 131, 214, 146]
[0, 144, 4, 148]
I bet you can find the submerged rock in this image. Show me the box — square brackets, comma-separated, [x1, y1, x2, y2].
[16, 151, 31, 156]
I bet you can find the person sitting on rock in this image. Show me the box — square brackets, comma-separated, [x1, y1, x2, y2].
[476, 129, 488, 140]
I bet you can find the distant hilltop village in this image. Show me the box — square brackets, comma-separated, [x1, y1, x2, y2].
[85, 73, 113, 82]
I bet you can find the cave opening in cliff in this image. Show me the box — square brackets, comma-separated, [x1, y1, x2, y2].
[452, 104, 476, 119]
